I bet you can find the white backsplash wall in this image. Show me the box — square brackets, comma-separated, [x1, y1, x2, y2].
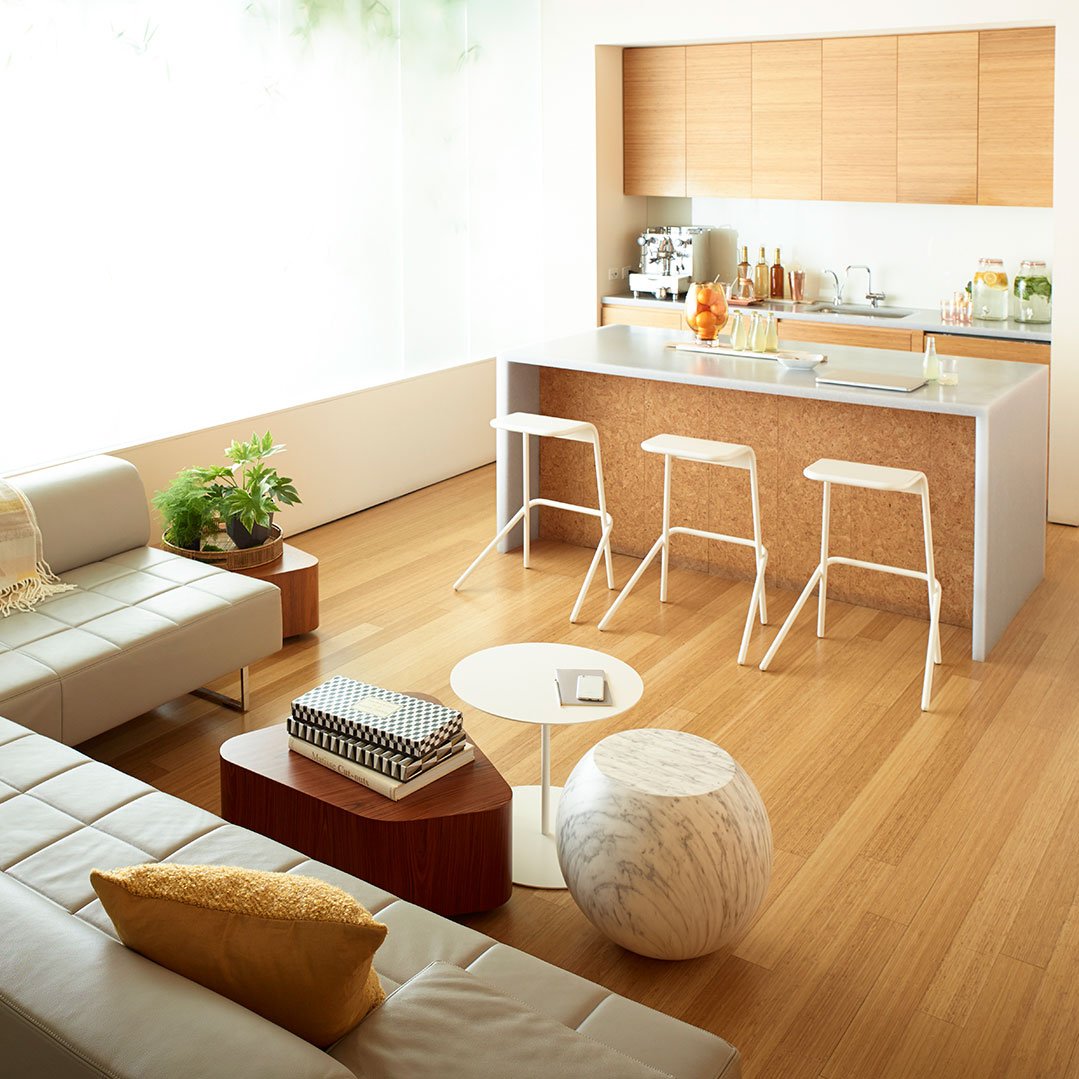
[649, 197, 1054, 310]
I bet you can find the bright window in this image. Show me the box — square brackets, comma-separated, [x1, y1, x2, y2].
[0, 0, 541, 473]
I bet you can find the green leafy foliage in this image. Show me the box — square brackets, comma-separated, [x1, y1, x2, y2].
[1014, 275, 1052, 300]
[152, 470, 219, 550]
[152, 431, 302, 548]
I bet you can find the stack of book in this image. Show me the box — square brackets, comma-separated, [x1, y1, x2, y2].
[286, 676, 474, 801]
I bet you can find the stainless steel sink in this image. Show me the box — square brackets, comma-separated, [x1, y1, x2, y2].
[804, 303, 914, 319]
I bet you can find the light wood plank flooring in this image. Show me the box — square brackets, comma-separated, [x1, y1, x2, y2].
[84, 464, 1079, 1078]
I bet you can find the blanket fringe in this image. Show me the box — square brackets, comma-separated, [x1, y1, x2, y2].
[0, 561, 76, 617]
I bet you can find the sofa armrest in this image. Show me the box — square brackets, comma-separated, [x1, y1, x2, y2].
[11, 456, 150, 574]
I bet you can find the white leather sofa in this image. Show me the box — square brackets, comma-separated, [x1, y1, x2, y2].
[0, 716, 741, 1078]
[0, 456, 282, 744]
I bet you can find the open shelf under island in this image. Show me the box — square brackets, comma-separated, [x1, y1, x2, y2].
[495, 324, 1049, 661]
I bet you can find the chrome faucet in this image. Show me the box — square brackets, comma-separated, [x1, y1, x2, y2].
[846, 264, 886, 307]
[824, 269, 843, 304]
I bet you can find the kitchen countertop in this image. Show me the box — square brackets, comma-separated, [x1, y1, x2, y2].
[601, 292, 1052, 344]
[501, 323, 1047, 419]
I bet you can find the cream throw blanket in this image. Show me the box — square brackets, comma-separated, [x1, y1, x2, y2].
[0, 478, 76, 617]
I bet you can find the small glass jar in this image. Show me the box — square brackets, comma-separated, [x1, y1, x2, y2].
[729, 311, 748, 351]
[1013, 260, 1052, 324]
[749, 313, 767, 352]
[971, 257, 1009, 321]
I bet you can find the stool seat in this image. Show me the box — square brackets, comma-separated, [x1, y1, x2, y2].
[642, 434, 753, 468]
[493, 413, 597, 444]
[804, 458, 924, 492]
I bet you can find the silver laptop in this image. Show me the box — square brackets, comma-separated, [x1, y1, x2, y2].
[815, 369, 928, 393]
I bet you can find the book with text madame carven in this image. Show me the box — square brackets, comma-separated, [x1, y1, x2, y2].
[287, 735, 475, 801]
[291, 676, 463, 756]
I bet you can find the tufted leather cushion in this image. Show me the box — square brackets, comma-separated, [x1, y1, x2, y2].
[0, 716, 742, 1079]
[0, 545, 281, 743]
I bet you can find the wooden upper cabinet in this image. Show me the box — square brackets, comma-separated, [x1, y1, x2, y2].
[897, 33, 979, 204]
[978, 28, 1055, 207]
[822, 36, 897, 202]
[752, 40, 822, 200]
[686, 44, 751, 198]
[623, 46, 686, 197]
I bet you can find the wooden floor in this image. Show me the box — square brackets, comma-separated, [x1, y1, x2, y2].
[85, 464, 1079, 1079]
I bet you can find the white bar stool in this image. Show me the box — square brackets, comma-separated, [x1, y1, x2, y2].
[759, 458, 942, 711]
[453, 412, 615, 623]
[598, 433, 768, 665]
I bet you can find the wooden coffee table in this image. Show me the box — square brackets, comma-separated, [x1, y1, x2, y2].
[220, 724, 512, 915]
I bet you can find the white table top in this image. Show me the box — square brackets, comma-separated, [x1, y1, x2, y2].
[450, 643, 644, 727]
[499, 324, 1048, 419]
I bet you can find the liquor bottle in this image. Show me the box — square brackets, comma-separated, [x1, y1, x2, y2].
[770, 248, 785, 299]
[753, 246, 769, 300]
[736, 246, 751, 284]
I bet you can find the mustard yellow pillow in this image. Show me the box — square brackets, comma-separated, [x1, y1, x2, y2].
[91, 864, 387, 1047]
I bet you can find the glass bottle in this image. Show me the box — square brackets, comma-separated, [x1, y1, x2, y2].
[729, 311, 748, 350]
[1013, 259, 1052, 324]
[736, 246, 751, 284]
[939, 352, 958, 386]
[971, 257, 1009, 321]
[923, 336, 940, 382]
[749, 312, 767, 352]
[764, 311, 779, 352]
[753, 247, 769, 300]
[770, 248, 785, 299]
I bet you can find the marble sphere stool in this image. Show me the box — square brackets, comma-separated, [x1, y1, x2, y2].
[556, 728, 772, 960]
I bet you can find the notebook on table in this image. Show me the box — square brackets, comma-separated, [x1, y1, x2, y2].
[815, 370, 928, 393]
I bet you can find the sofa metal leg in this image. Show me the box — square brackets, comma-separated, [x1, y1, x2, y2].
[194, 666, 250, 713]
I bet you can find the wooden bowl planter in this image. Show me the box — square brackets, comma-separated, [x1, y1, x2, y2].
[163, 524, 284, 571]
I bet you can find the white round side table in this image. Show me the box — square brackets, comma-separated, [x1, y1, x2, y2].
[556, 728, 772, 959]
[450, 643, 644, 890]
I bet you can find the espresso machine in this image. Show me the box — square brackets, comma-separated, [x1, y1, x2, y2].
[629, 226, 719, 300]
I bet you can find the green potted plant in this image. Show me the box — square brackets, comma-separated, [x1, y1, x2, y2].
[194, 431, 302, 549]
[152, 469, 220, 552]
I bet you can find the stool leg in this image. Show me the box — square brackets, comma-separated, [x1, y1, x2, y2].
[453, 505, 528, 591]
[920, 484, 942, 666]
[522, 432, 531, 570]
[660, 454, 672, 603]
[817, 482, 831, 638]
[597, 534, 665, 631]
[922, 583, 941, 711]
[749, 456, 768, 626]
[569, 520, 613, 624]
[592, 434, 616, 591]
[759, 563, 824, 671]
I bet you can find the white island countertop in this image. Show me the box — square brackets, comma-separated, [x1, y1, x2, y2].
[500, 324, 1047, 418]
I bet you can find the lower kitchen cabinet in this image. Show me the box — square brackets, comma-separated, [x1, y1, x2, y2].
[932, 333, 1050, 365]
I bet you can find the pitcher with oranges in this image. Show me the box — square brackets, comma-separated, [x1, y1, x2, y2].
[684, 280, 730, 344]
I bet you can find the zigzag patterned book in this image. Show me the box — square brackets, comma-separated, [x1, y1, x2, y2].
[291, 676, 463, 756]
[287, 715, 466, 782]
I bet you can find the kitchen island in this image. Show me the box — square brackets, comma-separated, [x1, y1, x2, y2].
[495, 325, 1048, 660]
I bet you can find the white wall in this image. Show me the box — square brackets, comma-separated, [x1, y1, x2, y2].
[541, 2, 1078, 523]
[685, 199, 1053, 310]
[111, 360, 496, 540]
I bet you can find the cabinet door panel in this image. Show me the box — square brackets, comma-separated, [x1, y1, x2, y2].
[934, 334, 1050, 364]
[686, 44, 751, 198]
[823, 36, 897, 203]
[624, 47, 686, 197]
[601, 304, 684, 330]
[978, 28, 1055, 207]
[897, 33, 979, 204]
[777, 319, 915, 352]
[752, 40, 822, 201]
